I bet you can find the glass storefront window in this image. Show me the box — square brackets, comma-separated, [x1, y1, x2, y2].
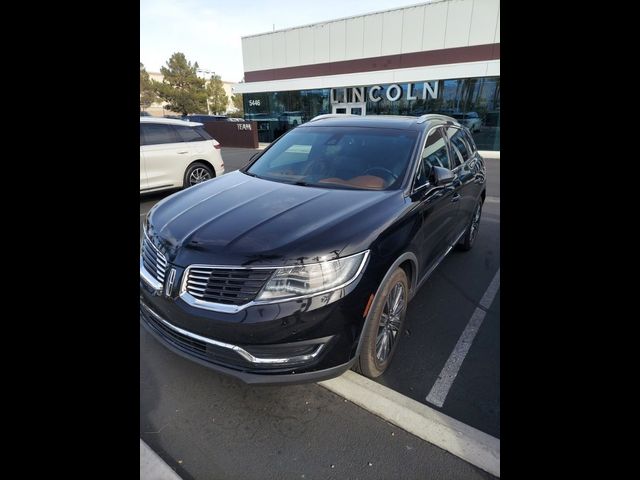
[244, 89, 330, 143]
[243, 77, 500, 150]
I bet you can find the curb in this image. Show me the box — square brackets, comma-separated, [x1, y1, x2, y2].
[319, 371, 500, 477]
[478, 150, 500, 159]
[140, 439, 182, 480]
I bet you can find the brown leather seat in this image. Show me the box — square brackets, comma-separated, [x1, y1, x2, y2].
[319, 175, 386, 189]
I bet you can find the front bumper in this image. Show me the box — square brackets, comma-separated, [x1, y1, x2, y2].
[140, 269, 373, 384]
[140, 303, 356, 385]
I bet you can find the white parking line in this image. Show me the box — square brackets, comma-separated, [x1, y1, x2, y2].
[426, 269, 500, 408]
[485, 196, 500, 203]
[320, 371, 500, 477]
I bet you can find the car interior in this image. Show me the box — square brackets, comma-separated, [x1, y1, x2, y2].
[251, 130, 418, 190]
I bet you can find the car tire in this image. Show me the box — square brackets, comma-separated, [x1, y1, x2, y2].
[184, 162, 214, 188]
[354, 267, 409, 378]
[458, 199, 483, 251]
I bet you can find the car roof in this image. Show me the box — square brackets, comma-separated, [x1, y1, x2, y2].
[140, 117, 203, 127]
[302, 114, 458, 131]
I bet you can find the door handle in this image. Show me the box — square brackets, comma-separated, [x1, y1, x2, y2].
[451, 193, 461, 203]
[177, 151, 188, 154]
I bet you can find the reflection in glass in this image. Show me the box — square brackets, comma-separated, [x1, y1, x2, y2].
[243, 77, 500, 150]
[246, 126, 419, 190]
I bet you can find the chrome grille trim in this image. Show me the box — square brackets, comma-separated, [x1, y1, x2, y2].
[178, 251, 370, 313]
[182, 265, 276, 307]
[140, 233, 169, 291]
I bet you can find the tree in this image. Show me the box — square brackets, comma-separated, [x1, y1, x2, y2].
[153, 53, 207, 115]
[206, 75, 228, 114]
[139, 63, 157, 110]
[231, 93, 244, 116]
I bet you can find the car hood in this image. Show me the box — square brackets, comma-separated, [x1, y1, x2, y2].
[146, 171, 406, 267]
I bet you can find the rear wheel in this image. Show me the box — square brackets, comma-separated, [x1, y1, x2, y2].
[354, 268, 409, 378]
[184, 162, 214, 188]
[458, 200, 482, 251]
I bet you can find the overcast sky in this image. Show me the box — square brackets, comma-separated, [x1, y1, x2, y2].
[140, 0, 426, 81]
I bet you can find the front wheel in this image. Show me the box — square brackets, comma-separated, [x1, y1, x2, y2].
[458, 200, 482, 251]
[354, 268, 409, 378]
[184, 162, 214, 188]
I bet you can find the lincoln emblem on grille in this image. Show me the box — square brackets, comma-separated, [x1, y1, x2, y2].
[165, 268, 177, 297]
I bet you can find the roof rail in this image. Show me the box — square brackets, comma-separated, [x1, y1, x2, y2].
[416, 114, 457, 124]
[309, 113, 357, 123]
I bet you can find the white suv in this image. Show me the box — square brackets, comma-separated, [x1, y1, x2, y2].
[140, 117, 225, 193]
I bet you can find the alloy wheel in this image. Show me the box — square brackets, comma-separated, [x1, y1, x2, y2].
[375, 282, 406, 363]
[189, 167, 211, 186]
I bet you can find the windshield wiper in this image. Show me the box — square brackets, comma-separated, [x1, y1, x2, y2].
[271, 177, 311, 186]
[245, 173, 311, 186]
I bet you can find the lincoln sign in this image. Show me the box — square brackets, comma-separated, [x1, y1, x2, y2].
[330, 81, 439, 104]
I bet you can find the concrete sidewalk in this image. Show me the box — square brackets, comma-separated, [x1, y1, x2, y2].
[478, 150, 500, 159]
[141, 439, 182, 480]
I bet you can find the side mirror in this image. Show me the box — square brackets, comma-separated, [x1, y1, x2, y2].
[431, 166, 455, 186]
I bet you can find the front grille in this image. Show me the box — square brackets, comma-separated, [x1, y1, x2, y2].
[185, 266, 275, 306]
[141, 236, 168, 284]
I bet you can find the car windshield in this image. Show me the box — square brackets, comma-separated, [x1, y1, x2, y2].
[245, 126, 418, 190]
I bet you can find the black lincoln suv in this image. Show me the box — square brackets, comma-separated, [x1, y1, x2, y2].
[140, 114, 486, 384]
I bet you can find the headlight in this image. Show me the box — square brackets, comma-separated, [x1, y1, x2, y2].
[256, 250, 369, 301]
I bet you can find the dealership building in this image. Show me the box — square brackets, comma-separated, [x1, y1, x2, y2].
[233, 0, 500, 151]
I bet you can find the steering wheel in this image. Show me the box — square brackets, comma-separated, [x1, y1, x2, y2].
[364, 167, 398, 182]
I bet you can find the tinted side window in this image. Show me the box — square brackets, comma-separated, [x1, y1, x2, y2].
[414, 158, 428, 188]
[141, 124, 179, 145]
[422, 127, 451, 171]
[176, 126, 204, 142]
[447, 127, 471, 166]
[140, 125, 145, 146]
[194, 126, 213, 140]
[463, 129, 477, 154]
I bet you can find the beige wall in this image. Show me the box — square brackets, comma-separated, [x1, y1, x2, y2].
[142, 73, 237, 117]
[241, 0, 500, 73]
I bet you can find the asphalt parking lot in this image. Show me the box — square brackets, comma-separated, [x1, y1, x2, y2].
[374, 195, 500, 437]
[140, 147, 500, 479]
